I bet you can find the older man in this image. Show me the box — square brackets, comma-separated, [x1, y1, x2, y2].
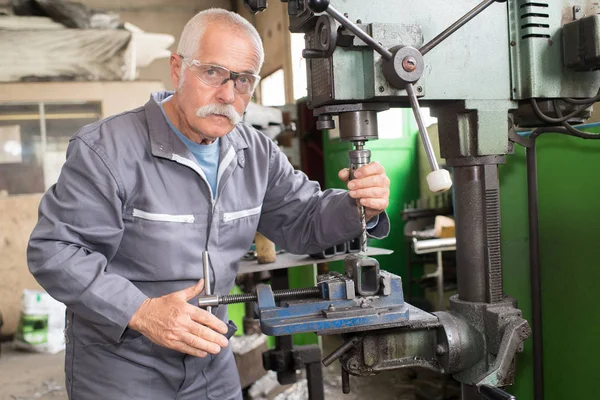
[27, 8, 390, 400]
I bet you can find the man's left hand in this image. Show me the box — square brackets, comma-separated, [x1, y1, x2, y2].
[339, 161, 390, 222]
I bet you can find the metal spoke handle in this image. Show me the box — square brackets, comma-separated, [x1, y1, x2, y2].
[419, 0, 501, 56]
[405, 83, 452, 192]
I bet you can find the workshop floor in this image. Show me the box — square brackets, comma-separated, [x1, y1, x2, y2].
[0, 339, 460, 400]
[0, 343, 66, 400]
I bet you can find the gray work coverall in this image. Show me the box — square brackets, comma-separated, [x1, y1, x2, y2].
[27, 91, 390, 400]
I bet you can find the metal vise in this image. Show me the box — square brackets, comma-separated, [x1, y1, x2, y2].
[256, 254, 411, 336]
[199, 252, 529, 398]
[249, 254, 530, 399]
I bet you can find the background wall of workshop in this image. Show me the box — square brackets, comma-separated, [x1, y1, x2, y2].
[0, 0, 232, 336]
[500, 120, 600, 399]
[0, 0, 296, 339]
[0, 81, 163, 335]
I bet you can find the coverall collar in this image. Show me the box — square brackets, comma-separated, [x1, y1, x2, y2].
[145, 91, 249, 163]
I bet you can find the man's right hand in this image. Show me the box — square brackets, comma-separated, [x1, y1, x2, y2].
[128, 279, 229, 358]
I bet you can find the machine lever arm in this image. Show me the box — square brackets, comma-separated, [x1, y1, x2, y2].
[405, 83, 452, 192]
[419, 0, 502, 56]
[479, 385, 516, 400]
[322, 336, 361, 367]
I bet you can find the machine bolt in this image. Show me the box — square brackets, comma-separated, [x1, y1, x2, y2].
[328, 304, 336, 311]
[320, 28, 329, 45]
[349, 360, 359, 369]
[416, 86, 423, 93]
[510, 40, 516, 46]
[378, 86, 385, 93]
[402, 56, 417, 72]
[436, 344, 447, 355]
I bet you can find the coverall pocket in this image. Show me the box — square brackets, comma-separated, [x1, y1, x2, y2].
[132, 208, 195, 223]
[71, 333, 154, 399]
[221, 205, 261, 222]
[218, 204, 262, 253]
[119, 207, 208, 282]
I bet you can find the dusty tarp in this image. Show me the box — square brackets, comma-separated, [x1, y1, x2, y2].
[11, 0, 121, 29]
[0, 15, 64, 30]
[0, 29, 131, 81]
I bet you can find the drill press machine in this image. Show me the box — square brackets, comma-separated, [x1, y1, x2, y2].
[204, 1, 600, 399]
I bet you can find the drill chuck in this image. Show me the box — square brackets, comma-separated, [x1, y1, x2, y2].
[349, 148, 371, 179]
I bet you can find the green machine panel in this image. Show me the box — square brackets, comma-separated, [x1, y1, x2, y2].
[500, 123, 600, 399]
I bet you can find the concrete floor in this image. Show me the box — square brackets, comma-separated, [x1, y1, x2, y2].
[0, 343, 67, 400]
[0, 338, 459, 400]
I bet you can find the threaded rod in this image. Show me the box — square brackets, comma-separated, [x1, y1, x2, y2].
[218, 287, 321, 305]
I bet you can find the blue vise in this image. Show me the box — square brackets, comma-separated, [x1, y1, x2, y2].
[256, 254, 409, 336]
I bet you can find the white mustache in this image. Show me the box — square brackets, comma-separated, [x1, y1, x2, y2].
[196, 104, 242, 125]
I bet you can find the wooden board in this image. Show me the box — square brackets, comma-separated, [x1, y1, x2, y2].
[0, 194, 43, 335]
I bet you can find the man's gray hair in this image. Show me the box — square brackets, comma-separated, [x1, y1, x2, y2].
[177, 8, 265, 73]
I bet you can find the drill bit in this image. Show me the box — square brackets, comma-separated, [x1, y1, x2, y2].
[359, 204, 367, 253]
[349, 141, 371, 254]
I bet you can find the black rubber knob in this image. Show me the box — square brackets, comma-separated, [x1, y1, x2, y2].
[307, 0, 330, 13]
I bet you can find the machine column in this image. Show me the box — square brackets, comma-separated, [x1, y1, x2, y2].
[450, 160, 503, 400]
[452, 162, 503, 304]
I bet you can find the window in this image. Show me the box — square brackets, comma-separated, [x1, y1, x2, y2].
[260, 69, 286, 107]
[377, 109, 404, 139]
[0, 102, 101, 194]
[291, 33, 307, 101]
